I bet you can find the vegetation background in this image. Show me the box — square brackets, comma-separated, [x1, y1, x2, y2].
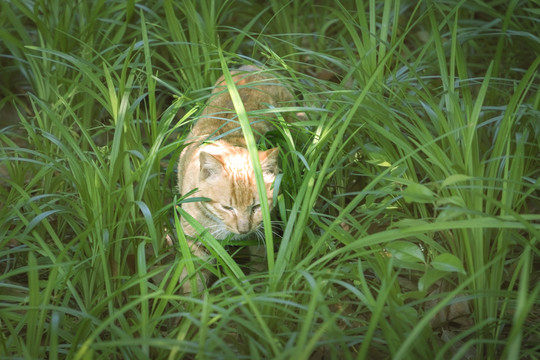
[1, 0, 539, 358]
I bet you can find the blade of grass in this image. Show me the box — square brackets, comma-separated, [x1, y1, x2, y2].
[217, 48, 276, 271]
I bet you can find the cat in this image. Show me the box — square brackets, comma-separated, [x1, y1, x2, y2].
[176, 65, 293, 291]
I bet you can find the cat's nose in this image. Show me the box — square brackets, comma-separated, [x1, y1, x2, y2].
[237, 219, 250, 234]
[237, 226, 250, 234]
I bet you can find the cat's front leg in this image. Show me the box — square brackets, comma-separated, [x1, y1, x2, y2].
[166, 234, 213, 294]
[180, 239, 213, 294]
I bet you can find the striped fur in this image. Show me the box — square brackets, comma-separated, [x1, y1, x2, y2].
[177, 65, 292, 241]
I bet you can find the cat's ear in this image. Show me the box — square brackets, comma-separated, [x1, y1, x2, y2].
[199, 151, 224, 181]
[259, 148, 279, 182]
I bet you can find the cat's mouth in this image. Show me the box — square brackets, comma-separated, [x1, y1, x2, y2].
[209, 219, 263, 241]
[231, 231, 254, 240]
[209, 227, 254, 241]
[222, 225, 261, 241]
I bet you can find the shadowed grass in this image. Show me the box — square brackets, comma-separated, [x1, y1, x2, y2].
[1, 0, 539, 359]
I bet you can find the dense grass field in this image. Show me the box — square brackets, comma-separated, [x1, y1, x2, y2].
[1, 0, 539, 358]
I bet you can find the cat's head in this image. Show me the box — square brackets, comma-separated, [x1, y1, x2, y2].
[196, 145, 279, 240]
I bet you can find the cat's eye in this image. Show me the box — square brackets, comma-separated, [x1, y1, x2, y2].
[250, 204, 261, 213]
[221, 204, 235, 211]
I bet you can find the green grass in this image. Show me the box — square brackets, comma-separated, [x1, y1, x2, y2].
[1, 0, 539, 359]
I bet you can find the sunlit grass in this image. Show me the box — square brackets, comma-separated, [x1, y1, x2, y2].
[1, 0, 539, 359]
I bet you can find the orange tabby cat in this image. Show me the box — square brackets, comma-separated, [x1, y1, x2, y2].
[176, 65, 292, 290]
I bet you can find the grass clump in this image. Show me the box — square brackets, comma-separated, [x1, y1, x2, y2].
[1, 0, 539, 359]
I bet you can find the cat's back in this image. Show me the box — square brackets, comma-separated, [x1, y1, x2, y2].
[189, 65, 293, 142]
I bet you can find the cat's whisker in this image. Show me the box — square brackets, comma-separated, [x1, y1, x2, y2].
[255, 229, 268, 249]
[213, 228, 230, 240]
[251, 234, 264, 248]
